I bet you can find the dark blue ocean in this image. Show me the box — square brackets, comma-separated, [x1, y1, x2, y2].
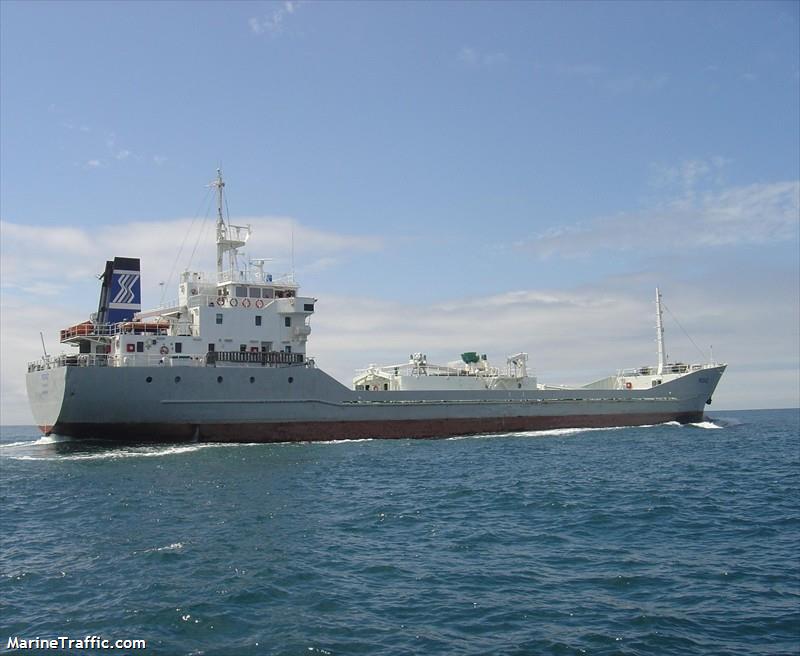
[1, 409, 798, 656]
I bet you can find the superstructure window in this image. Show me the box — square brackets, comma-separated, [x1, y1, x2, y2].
[216, 313, 223, 325]
[285, 345, 292, 354]
[136, 341, 144, 352]
[284, 317, 292, 327]
[304, 303, 314, 312]
[208, 343, 215, 352]
[249, 287, 262, 298]
[174, 342, 182, 354]
[240, 344, 247, 352]
[255, 315, 262, 326]
[235, 286, 247, 298]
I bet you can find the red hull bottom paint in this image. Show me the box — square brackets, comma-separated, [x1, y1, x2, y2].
[38, 425, 53, 435]
[51, 411, 705, 442]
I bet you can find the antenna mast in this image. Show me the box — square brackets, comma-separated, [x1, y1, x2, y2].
[210, 168, 250, 282]
[212, 168, 226, 278]
[656, 287, 666, 375]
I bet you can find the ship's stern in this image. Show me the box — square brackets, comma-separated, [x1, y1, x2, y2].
[26, 365, 68, 435]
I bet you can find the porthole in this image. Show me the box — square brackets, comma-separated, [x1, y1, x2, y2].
[288, 376, 294, 384]
[217, 376, 223, 383]
[249, 376, 255, 383]
[175, 376, 181, 383]
[146, 376, 153, 383]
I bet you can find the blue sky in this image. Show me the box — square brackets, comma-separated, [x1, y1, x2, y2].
[1, 1, 798, 422]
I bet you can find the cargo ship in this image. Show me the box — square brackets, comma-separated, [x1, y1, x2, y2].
[26, 171, 726, 442]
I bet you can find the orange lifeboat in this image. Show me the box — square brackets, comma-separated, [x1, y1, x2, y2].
[60, 321, 94, 341]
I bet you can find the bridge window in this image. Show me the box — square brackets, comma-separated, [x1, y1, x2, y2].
[249, 287, 262, 298]
[304, 303, 314, 312]
[216, 313, 223, 325]
[235, 286, 247, 298]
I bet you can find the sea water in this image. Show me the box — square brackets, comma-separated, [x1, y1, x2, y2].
[1, 409, 798, 655]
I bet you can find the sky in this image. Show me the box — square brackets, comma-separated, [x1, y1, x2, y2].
[1, 0, 798, 424]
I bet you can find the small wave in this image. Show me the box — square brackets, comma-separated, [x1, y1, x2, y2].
[449, 425, 631, 440]
[143, 542, 184, 553]
[689, 421, 723, 430]
[707, 416, 744, 427]
[312, 438, 375, 445]
[6, 442, 251, 462]
[0, 435, 70, 449]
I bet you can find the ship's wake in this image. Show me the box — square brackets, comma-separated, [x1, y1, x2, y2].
[448, 419, 724, 440]
[3, 441, 257, 461]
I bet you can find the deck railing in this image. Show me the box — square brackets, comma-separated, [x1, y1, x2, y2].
[28, 351, 308, 372]
[617, 362, 711, 377]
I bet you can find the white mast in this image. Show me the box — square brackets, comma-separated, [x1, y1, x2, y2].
[656, 287, 666, 375]
[211, 168, 249, 282]
[212, 168, 226, 278]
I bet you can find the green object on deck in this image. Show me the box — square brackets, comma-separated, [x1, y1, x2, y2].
[461, 352, 480, 364]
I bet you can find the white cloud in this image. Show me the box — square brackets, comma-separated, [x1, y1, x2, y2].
[554, 63, 668, 93]
[519, 179, 799, 258]
[649, 156, 732, 193]
[85, 159, 103, 168]
[0, 216, 383, 304]
[250, 1, 300, 36]
[153, 155, 167, 166]
[458, 46, 509, 68]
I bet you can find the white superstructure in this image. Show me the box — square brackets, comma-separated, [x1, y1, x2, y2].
[58, 170, 315, 370]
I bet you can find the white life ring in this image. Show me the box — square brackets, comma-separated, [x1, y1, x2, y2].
[230, 298, 239, 307]
[216, 297, 225, 306]
[242, 298, 251, 308]
[255, 299, 264, 309]
[160, 346, 169, 356]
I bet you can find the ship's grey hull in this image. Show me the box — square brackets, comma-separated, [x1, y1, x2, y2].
[27, 364, 725, 442]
